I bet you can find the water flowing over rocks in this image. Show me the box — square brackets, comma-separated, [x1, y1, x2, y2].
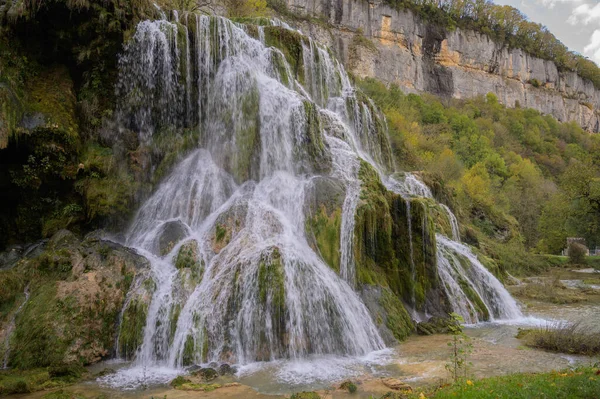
[101, 13, 523, 383]
[0, 11, 525, 384]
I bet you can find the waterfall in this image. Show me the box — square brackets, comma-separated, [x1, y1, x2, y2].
[112, 15, 389, 375]
[440, 204, 460, 241]
[2, 284, 30, 369]
[383, 173, 522, 322]
[436, 235, 522, 323]
[107, 13, 523, 385]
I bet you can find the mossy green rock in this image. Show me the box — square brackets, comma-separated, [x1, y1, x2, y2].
[1, 230, 150, 368]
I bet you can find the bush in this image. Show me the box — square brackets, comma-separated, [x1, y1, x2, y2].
[340, 380, 357, 393]
[568, 242, 587, 265]
[519, 321, 600, 355]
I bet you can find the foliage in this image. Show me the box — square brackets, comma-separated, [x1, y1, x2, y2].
[445, 313, 472, 383]
[568, 242, 587, 265]
[225, 0, 268, 18]
[290, 392, 321, 399]
[357, 78, 600, 269]
[0, 368, 81, 396]
[382, 0, 600, 89]
[408, 366, 600, 399]
[340, 380, 358, 393]
[519, 321, 600, 356]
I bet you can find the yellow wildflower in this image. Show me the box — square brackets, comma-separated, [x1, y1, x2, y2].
[419, 393, 426, 399]
[466, 380, 474, 386]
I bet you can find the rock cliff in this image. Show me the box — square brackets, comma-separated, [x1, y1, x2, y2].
[286, 0, 600, 132]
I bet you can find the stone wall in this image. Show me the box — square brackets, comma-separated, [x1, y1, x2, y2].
[287, 0, 600, 131]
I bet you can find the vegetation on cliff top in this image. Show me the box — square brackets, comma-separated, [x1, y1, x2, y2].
[384, 0, 600, 90]
[358, 78, 600, 273]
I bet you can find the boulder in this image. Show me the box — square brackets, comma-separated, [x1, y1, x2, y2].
[156, 220, 189, 255]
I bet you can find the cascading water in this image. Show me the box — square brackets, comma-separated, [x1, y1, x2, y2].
[106, 11, 523, 387]
[107, 15, 392, 385]
[2, 284, 29, 369]
[436, 235, 522, 323]
[388, 173, 522, 323]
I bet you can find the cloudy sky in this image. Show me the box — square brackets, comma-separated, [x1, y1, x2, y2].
[493, 0, 600, 65]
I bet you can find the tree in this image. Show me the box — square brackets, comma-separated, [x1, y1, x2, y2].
[568, 242, 587, 265]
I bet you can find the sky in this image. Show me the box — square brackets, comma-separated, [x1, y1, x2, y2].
[492, 0, 600, 65]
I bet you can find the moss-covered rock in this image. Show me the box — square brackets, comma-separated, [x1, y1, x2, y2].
[304, 177, 345, 272]
[263, 26, 306, 84]
[117, 298, 148, 360]
[1, 230, 150, 369]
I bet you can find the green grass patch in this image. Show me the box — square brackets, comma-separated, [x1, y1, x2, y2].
[0, 367, 82, 395]
[408, 366, 600, 399]
[519, 321, 600, 356]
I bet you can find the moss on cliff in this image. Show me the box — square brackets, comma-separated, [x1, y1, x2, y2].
[306, 205, 342, 273]
[118, 299, 148, 360]
[264, 26, 306, 84]
[380, 288, 414, 341]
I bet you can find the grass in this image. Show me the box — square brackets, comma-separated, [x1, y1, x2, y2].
[519, 321, 600, 356]
[512, 277, 586, 304]
[0, 368, 80, 395]
[404, 366, 600, 398]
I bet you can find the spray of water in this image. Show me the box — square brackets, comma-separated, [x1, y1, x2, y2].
[103, 13, 523, 387]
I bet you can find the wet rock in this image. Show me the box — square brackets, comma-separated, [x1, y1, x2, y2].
[192, 367, 218, 381]
[185, 364, 203, 373]
[218, 363, 237, 375]
[156, 220, 189, 255]
[381, 378, 412, 392]
[48, 229, 80, 249]
[0, 245, 24, 270]
[416, 316, 457, 335]
[19, 112, 45, 130]
[175, 240, 201, 270]
[5, 230, 152, 368]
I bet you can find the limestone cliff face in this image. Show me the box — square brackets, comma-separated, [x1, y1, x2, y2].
[287, 0, 600, 132]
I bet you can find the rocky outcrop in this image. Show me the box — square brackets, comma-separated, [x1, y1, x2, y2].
[287, 0, 600, 132]
[0, 230, 151, 368]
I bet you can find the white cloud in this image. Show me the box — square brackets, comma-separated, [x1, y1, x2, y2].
[536, 0, 583, 9]
[583, 29, 600, 64]
[568, 2, 600, 25]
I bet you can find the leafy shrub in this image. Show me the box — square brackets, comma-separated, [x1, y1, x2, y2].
[520, 321, 600, 355]
[568, 242, 587, 265]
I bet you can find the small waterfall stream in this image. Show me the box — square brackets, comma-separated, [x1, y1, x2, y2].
[104, 12, 523, 386]
[2, 284, 30, 369]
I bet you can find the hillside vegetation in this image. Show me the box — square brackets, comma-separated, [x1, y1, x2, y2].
[358, 78, 600, 271]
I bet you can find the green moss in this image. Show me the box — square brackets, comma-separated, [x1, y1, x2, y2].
[272, 50, 290, 86]
[302, 101, 328, 172]
[26, 66, 78, 136]
[380, 288, 414, 341]
[75, 143, 139, 223]
[340, 380, 358, 393]
[234, 85, 260, 182]
[170, 375, 191, 388]
[0, 368, 79, 396]
[177, 382, 221, 391]
[306, 205, 341, 272]
[263, 26, 306, 84]
[152, 127, 201, 183]
[8, 282, 70, 369]
[457, 279, 490, 321]
[290, 392, 321, 399]
[354, 161, 395, 286]
[175, 240, 202, 271]
[118, 299, 148, 360]
[182, 334, 196, 366]
[257, 249, 285, 310]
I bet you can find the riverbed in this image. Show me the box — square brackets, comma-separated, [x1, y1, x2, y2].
[15, 271, 600, 399]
